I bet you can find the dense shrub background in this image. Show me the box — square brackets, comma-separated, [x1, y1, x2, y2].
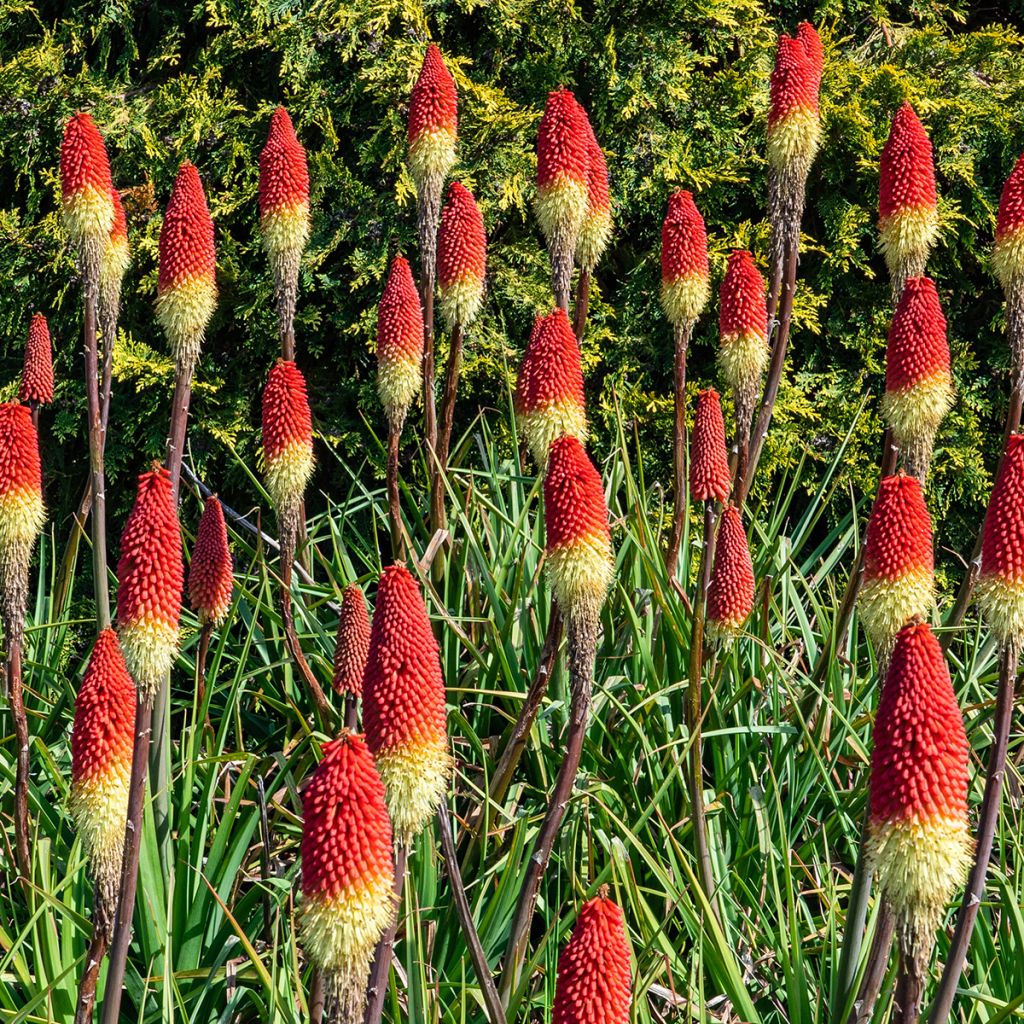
[1, 0, 1023, 566]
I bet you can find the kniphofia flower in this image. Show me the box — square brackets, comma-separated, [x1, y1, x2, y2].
[262, 359, 314, 544]
[993, 152, 1024, 294]
[155, 162, 217, 374]
[70, 628, 136, 936]
[660, 191, 710, 328]
[880, 277, 953, 480]
[797, 22, 824, 93]
[706, 504, 755, 641]
[189, 496, 233, 628]
[575, 105, 612, 273]
[407, 44, 458, 193]
[552, 888, 632, 1024]
[514, 308, 588, 465]
[60, 112, 115, 269]
[437, 181, 486, 330]
[19, 313, 54, 407]
[376, 255, 424, 431]
[362, 564, 450, 844]
[299, 732, 396, 1019]
[116, 466, 183, 700]
[332, 584, 372, 697]
[719, 250, 769, 429]
[857, 474, 934, 654]
[690, 389, 731, 503]
[767, 33, 820, 177]
[977, 433, 1024, 649]
[865, 622, 971, 961]
[99, 185, 130, 336]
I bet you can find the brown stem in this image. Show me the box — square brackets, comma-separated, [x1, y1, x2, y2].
[430, 323, 464, 540]
[549, 226, 577, 312]
[437, 802, 506, 1024]
[893, 946, 926, 1024]
[282, 323, 296, 363]
[500, 611, 598, 1004]
[572, 269, 591, 342]
[928, 644, 1019, 1024]
[310, 970, 325, 1024]
[386, 423, 404, 563]
[165, 362, 196, 505]
[280, 547, 333, 722]
[7, 637, 31, 878]
[195, 622, 215, 748]
[101, 696, 154, 1024]
[846, 903, 895, 1024]
[363, 844, 408, 1024]
[344, 692, 359, 731]
[29, 403, 40, 433]
[74, 922, 110, 1024]
[666, 322, 693, 579]
[84, 276, 111, 630]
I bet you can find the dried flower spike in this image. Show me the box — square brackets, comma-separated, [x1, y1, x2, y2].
[515, 308, 588, 466]
[575, 103, 612, 272]
[376, 255, 425, 432]
[299, 732, 396, 1021]
[690, 389, 731, 503]
[880, 277, 953, 480]
[977, 433, 1024, 649]
[116, 466, 183, 700]
[332, 584, 372, 697]
[20, 313, 54, 407]
[155, 162, 217, 374]
[865, 622, 971, 964]
[70, 628, 136, 937]
[60, 112, 115, 271]
[857, 474, 934, 655]
[437, 181, 486, 330]
[362, 564, 450, 845]
[767, 33, 820, 177]
[993, 152, 1024, 294]
[189, 496, 233, 628]
[553, 888, 632, 1024]
[878, 104, 939, 295]
[660, 191, 710, 328]
[719, 250, 769, 433]
[706, 504, 755, 641]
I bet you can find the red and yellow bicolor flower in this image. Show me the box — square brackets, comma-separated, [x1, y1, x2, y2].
[660, 190, 710, 329]
[719, 249, 769, 421]
[993, 151, 1024, 295]
[575, 102, 612, 273]
[437, 181, 486, 330]
[767, 32, 821, 177]
[706, 504, 756, 642]
[0, 403, 45, 588]
[188, 495, 233, 629]
[60, 112, 115, 264]
[407, 44, 458, 193]
[376, 255, 424, 431]
[19, 313, 54, 407]
[690, 389, 731, 504]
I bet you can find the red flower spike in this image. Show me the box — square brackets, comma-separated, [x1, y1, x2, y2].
[60, 112, 115, 255]
[19, 313, 54, 406]
[332, 584, 372, 697]
[767, 34, 820, 174]
[866, 622, 971, 956]
[437, 181, 486, 329]
[514, 308, 588, 465]
[544, 436, 614, 625]
[858, 474, 935, 652]
[993, 152, 1024, 292]
[155, 162, 217, 372]
[535, 88, 590, 251]
[881, 277, 953, 477]
[99, 187, 131, 327]
[978, 433, 1024, 648]
[407, 44, 458, 190]
[660, 190, 710, 327]
[189, 496, 233, 628]
[553, 889, 633, 1024]
[116, 466, 183, 700]
[797, 22, 824, 93]
[262, 359, 314, 538]
[299, 732, 396, 1017]
[362, 565, 450, 844]
[376, 255, 425, 430]
[70, 628, 136, 932]
[575, 102, 613, 271]
[706, 504, 755, 641]
[878, 104, 939, 287]
[719, 250, 769, 419]
[689, 389, 731, 503]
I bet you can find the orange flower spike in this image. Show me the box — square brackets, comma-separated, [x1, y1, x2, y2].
[689, 389, 731, 504]
[796, 22, 824, 94]
[189, 496, 233, 629]
[437, 181, 486, 330]
[977, 433, 1024, 649]
[575, 102, 613, 272]
[299, 732, 396, 1019]
[155, 162, 217, 374]
[543, 436, 615, 626]
[719, 249, 769, 425]
[553, 888, 633, 1024]
[60, 112, 115, 262]
[865, 622, 971, 958]
[857, 474, 934, 654]
[115, 466, 183, 699]
[407, 43, 458, 192]
[878, 104, 939, 289]
[993, 151, 1024, 295]
[70, 628, 136, 935]
[332, 584, 372, 697]
[19, 313, 54, 406]
[376, 255, 425, 431]
[362, 565, 450, 844]
[514, 308, 588, 465]
[660, 190, 710, 328]
[767, 33, 820, 177]
[706, 505, 756, 642]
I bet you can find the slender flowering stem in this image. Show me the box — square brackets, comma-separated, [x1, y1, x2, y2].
[845, 903, 896, 1024]
[666, 321, 693, 578]
[430, 323, 464, 539]
[573, 269, 591, 342]
[893, 949, 926, 1024]
[74, 925, 109, 1024]
[84, 276, 110, 629]
[280, 553, 332, 722]
[386, 423, 404, 561]
[7, 639, 31, 877]
[363, 844, 408, 1024]
[195, 622, 214, 743]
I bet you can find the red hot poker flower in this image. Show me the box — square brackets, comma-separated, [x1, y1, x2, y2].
[99, 187, 131, 332]
[767, 34, 820, 175]
[993, 151, 1024, 293]
[19, 313, 54, 406]
[299, 732, 396, 1019]
[362, 564, 450, 844]
[552, 888, 632, 1024]
[796, 22, 824, 93]
[376, 255, 425, 430]
[575, 102, 613, 272]
[332, 584, 372, 697]
[262, 359, 314, 541]
[60, 112, 115, 258]
[706, 504, 755, 641]
[690, 389, 731, 504]
[407, 43, 458, 190]
[660, 190, 710, 327]
[719, 250, 769, 425]
[189, 496, 233, 628]
[514, 308, 588, 465]
[116, 466, 183, 700]
[437, 181, 486, 329]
